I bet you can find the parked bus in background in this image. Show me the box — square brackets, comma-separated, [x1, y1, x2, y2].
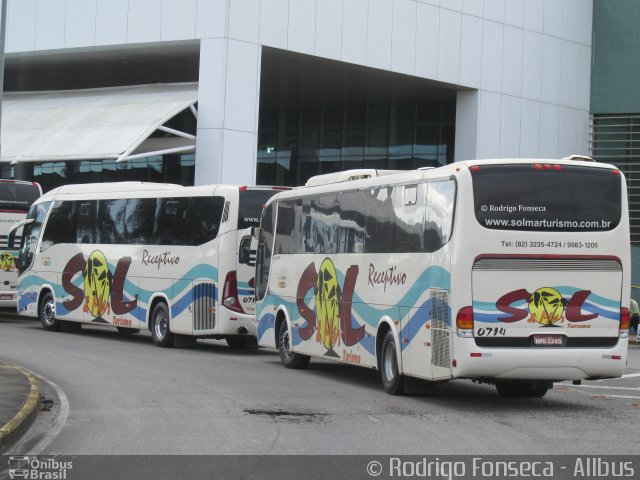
[13, 182, 284, 348]
[0, 180, 42, 307]
[255, 159, 631, 396]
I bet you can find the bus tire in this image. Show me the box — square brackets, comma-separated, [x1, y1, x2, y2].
[277, 320, 310, 369]
[380, 330, 405, 395]
[117, 327, 139, 335]
[496, 380, 550, 398]
[39, 292, 60, 332]
[150, 302, 174, 348]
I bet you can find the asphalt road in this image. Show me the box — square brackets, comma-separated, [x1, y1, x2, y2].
[2, 313, 640, 456]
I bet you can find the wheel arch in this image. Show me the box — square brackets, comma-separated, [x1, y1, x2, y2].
[147, 293, 171, 331]
[376, 316, 403, 374]
[273, 304, 291, 351]
[37, 285, 56, 312]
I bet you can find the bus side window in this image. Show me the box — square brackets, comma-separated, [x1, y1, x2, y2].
[274, 200, 297, 255]
[41, 200, 76, 250]
[315, 193, 340, 254]
[97, 199, 126, 244]
[365, 186, 395, 253]
[185, 196, 225, 246]
[394, 184, 425, 253]
[76, 201, 98, 244]
[339, 191, 366, 254]
[155, 198, 187, 245]
[300, 197, 315, 254]
[125, 198, 157, 244]
[424, 180, 456, 253]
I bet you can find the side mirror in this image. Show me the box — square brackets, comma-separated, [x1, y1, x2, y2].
[7, 218, 34, 249]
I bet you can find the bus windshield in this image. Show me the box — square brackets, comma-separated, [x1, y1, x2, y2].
[472, 164, 622, 232]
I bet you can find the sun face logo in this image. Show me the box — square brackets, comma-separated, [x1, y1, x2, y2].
[83, 250, 113, 319]
[316, 258, 340, 353]
[528, 287, 567, 325]
[0, 253, 16, 272]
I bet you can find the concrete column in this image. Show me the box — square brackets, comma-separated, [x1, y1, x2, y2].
[13, 162, 34, 181]
[195, 38, 262, 186]
[454, 89, 479, 161]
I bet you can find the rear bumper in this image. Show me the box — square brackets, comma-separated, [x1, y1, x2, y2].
[453, 337, 628, 380]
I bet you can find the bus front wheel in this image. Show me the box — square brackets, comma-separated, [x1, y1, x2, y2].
[380, 330, 405, 395]
[277, 320, 310, 369]
[39, 292, 60, 332]
[150, 302, 174, 348]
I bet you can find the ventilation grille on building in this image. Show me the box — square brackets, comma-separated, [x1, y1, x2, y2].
[193, 282, 216, 331]
[430, 289, 451, 369]
[590, 114, 640, 244]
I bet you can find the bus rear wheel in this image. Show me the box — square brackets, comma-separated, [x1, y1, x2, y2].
[278, 320, 310, 369]
[380, 330, 405, 395]
[39, 292, 60, 332]
[496, 380, 550, 398]
[150, 302, 174, 348]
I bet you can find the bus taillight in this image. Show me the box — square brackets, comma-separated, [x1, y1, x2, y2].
[620, 307, 630, 337]
[222, 271, 244, 314]
[456, 306, 474, 338]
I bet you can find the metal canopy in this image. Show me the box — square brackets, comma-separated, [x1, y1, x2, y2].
[0, 82, 198, 164]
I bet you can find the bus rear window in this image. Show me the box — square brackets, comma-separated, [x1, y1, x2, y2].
[238, 189, 281, 229]
[0, 183, 41, 212]
[472, 164, 622, 231]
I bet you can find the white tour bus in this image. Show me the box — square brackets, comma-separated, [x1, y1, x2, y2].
[14, 182, 284, 348]
[0, 180, 42, 307]
[255, 159, 631, 396]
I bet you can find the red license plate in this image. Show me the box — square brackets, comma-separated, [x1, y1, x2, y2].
[0, 294, 14, 300]
[532, 334, 566, 346]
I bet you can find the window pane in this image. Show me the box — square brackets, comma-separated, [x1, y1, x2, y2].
[365, 186, 395, 253]
[97, 199, 126, 244]
[394, 184, 426, 253]
[155, 198, 187, 245]
[76, 200, 98, 244]
[185, 196, 225, 245]
[126, 198, 157, 244]
[425, 180, 456, 252]
[41, 200, 76, 249]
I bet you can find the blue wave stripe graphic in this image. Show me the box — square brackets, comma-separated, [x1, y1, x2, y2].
[398, 297, 452, 351]
[350, 266, 450, 324]
[171, 284, 217, 318]
[257, 313, 275, 341]
[238, 288, 254, 296]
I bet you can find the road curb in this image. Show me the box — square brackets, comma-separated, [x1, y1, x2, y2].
[0, 364, 40, 453]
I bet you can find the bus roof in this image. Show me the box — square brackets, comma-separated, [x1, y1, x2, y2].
[264, 157, 621, 205]
[36, 182, 289, 202]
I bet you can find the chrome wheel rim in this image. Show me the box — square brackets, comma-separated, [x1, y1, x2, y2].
[279, 326, 293, 360]
[42, 298, 55, 326]
[154, 309, 167, 340]
[383, 341, 397, 381]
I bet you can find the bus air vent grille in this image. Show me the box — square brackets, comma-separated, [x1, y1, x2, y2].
[430, 289, 451, 369]
[473, 258, 621, 272]
[193, 282, 216, 331]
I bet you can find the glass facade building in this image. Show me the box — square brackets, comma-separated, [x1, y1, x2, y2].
[256, 101, 455, 187]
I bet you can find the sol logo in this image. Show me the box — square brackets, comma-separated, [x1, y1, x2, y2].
[496, 287, 597, 325]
